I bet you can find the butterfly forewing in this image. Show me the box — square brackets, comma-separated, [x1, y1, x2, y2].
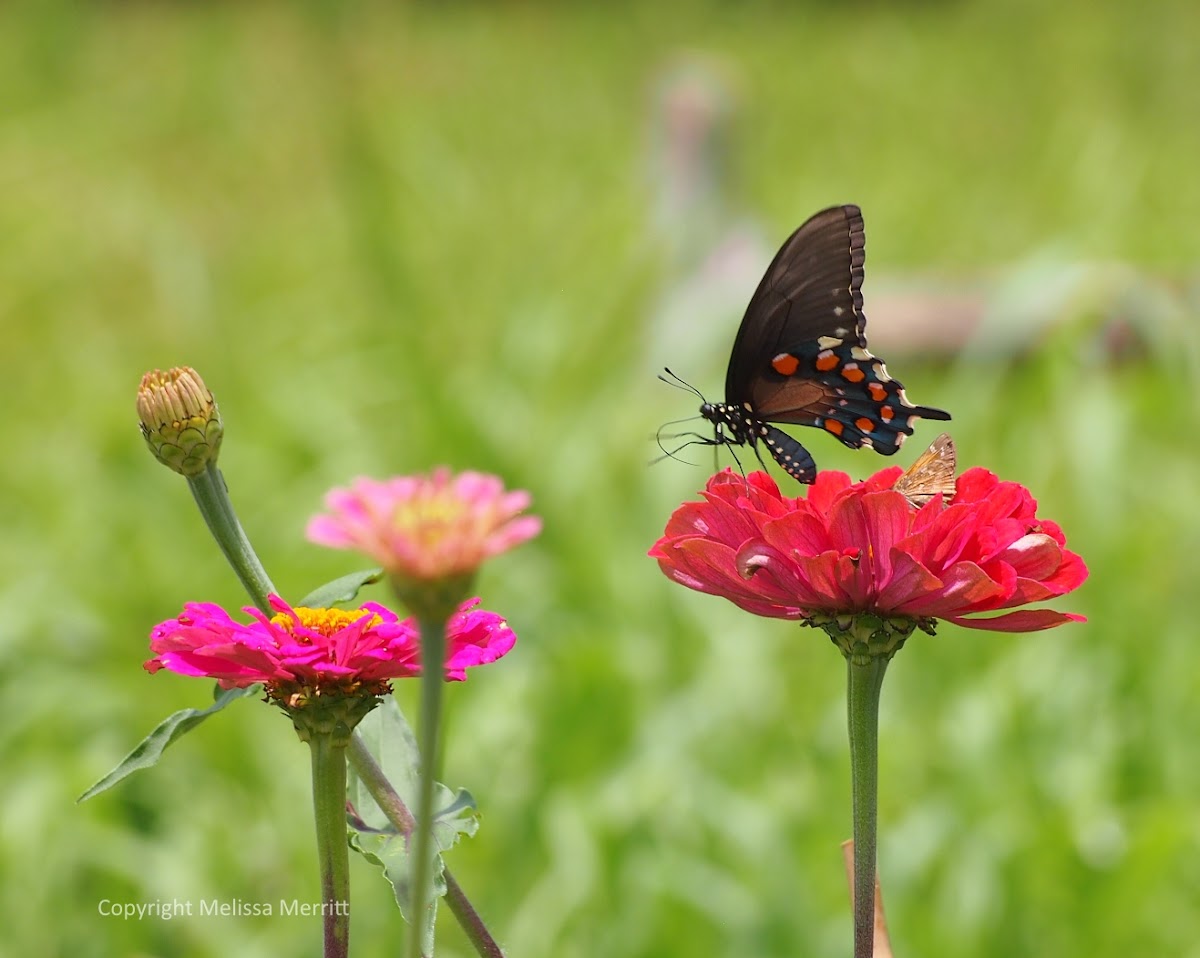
[725, 205, 866, 404]
[894, 433, 957, 507]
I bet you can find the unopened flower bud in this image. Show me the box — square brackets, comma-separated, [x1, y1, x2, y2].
[136, 367, 223, 476]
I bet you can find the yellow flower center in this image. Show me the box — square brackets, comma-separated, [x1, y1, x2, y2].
[391, 495, 466, 544]
[137, 366, 218, 428]
[270, 606, 381, 637]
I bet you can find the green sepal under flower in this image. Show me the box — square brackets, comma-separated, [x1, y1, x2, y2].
[806, 611, 936, 665]
[282, 691, 383, 749]
[137, 366, 223, 477]
[389, 570, 477, 625]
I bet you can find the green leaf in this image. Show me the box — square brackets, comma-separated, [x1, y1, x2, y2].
[299, 568, 384, 608]
[78, 683, 260, 802]
[347, 698, 480, 952]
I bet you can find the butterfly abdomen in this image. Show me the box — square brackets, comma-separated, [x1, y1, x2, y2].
[761, 425, 817, 483]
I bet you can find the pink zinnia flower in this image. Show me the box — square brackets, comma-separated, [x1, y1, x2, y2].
[306, 469, 541, 581]
[144, 595, 515, 697]
[650, 466, 1087, 631]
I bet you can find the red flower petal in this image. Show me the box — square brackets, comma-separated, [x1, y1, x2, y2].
[873, 551, 953, 613]
[653, 464, 1086, 635]
[943, 609, 1087, 631]
[737, 541, 844, 610]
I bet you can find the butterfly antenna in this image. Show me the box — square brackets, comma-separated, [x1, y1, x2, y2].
[654, 368, 720, 468]
[658, 367, 707, 402]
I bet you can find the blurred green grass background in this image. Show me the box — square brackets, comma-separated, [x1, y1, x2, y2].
[2, 1, 1198, 955]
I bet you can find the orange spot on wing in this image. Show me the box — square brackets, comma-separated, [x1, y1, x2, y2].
[823, 419, 844, 437]
[880, 407, 895, 421]
[815, 351, 839, 372]
[841, 364, 866, 383]
[771, 353, 800, 376]
[868, 382, 887, 401]
[856, 417, 875, 433]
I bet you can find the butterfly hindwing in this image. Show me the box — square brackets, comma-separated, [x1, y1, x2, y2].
[754, 339, 951, 453]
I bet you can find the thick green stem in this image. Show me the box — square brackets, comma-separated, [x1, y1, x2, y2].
[847, 655, 889, 958]
[309, 733, 352, 958]
[186, 463, 276, 613]
[347, 735, 505, 957]
[407, 614, 447, 958]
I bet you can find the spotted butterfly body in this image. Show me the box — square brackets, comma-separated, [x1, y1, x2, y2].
[894, 433, 957, 507]
[698, 204, 951, 483]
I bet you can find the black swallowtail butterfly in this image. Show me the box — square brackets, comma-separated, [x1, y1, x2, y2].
[682, 204, 951, 483]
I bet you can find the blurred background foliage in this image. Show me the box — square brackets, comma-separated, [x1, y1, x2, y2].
[1, 0, 1197, 955]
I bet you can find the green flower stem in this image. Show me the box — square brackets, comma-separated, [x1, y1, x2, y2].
[186, 462, 276, 613]
[346, 733, 415, 832]
[814, 612, 916, 958]
[408, 613, 447, 958]
[444, 871, 504, 958]
[309, 732, 352, 958]
[346, 736, 504, 958]
[847, 654, 889, 958]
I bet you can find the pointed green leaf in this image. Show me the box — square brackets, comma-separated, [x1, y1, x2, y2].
[346, 698, 480, 951]
[78, 683, 260, 802]
[299, 568, 384, 608]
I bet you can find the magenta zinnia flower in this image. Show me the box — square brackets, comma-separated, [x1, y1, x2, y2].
[651, 465, 1087, 631]
[306, 469, 541, 582]
[144, 595, 514, 697]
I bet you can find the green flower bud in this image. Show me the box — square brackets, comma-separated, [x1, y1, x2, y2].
[136, 366, 223, 476]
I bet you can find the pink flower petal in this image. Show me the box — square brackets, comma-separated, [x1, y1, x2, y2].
[443, 602, 516, 681]
[146, 595, 514, 689]
[307, 469, 539, 580]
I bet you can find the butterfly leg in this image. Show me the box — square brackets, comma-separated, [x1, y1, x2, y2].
[724, 441, 748, 480]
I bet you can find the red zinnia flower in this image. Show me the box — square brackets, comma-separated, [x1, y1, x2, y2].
[651, 466, 1086, 631]
[144, 595, 514, 695]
